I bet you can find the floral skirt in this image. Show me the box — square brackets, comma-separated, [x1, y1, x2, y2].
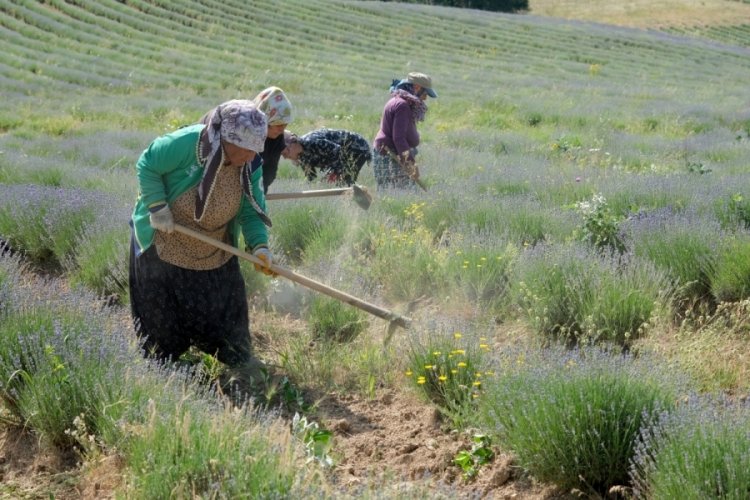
[128, 236, 252, 367]
[371, 149, 417, 190]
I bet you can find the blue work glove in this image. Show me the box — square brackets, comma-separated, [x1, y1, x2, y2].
[252, 246, 277, 276]
[149, 204, 175, 234]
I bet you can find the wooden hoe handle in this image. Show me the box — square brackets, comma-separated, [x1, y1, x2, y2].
[173, 224, 411, 329]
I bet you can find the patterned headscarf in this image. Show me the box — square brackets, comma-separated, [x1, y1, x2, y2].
[196, 100, 271, 226]
[253, 87, 293, 126]
[392, 88, 428, 122]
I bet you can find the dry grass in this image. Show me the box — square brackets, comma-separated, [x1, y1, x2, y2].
[529, 0, 750, 28]
[634, 301, 750, 394]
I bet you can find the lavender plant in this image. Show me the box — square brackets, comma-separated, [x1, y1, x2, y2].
[14, 319, 134, 449]
[479, 345, 689, 495]
[0, 184, 115, 269]
[631, 395, 750, 499]
[514, 243, 670, 346]
[66, 227, 130, 301]
[622, 209, 721, 312]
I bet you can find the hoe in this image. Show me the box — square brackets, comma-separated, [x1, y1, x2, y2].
[173, 224, 410, 343]
[266, 184, 372, 210]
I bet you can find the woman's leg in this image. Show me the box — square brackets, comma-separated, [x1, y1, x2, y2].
[129, 237, 191, 362]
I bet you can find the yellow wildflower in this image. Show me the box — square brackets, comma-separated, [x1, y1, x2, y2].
[457, 362, 467, 368]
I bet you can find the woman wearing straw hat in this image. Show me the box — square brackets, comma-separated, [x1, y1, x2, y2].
[372, 72, 437, 190]
[129, 99, 275, 387]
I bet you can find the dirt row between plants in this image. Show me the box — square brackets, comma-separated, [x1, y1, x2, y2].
[0, 269, 568, 498]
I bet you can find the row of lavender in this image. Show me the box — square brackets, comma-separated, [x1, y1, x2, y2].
[0, 245, 319, 497]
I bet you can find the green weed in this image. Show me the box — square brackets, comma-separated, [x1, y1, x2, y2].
[405, 331, 489, 429]
[308, 295, 368, 343]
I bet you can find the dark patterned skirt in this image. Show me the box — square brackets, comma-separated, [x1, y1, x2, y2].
[129, 236, 252, 367]
[371, 149, 417, 190]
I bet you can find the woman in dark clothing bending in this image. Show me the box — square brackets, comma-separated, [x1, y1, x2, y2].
[282, 128, 371, 187]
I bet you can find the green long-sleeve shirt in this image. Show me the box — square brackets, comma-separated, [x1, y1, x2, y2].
[131, 124, 268, 253]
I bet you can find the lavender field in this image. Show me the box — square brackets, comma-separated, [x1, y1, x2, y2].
[1, 1, 750, 497]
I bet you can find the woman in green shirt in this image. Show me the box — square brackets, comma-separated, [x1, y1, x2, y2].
[129, 100, 274, 384]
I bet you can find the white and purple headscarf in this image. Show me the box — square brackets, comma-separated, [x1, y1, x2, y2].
[196, 100, 271, 226]
[253, 87, 293, 126]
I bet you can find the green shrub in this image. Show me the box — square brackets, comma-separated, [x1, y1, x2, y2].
[631, 396, 750, 499]
[421, 198, 460, 242]
[575, 193, 625, 253]
[446, 239, 517, 312]
[715, 192, 750, 230]
[308, 296, 368, 342]
[365, 221, 447, 303]
[271, 204, 346, 263]
[711, 237, 750, 303]
[480, 345, 686, 495]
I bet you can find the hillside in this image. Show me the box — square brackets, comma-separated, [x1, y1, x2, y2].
[530, 0, 750, 28]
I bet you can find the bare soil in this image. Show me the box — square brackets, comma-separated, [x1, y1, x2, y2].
[312, 388, 567, 499]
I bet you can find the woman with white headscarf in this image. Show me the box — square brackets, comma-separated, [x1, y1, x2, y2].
[129, 100, 274, 381]
[201, 87, 294, 194]
[253, 86, 293, 193]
